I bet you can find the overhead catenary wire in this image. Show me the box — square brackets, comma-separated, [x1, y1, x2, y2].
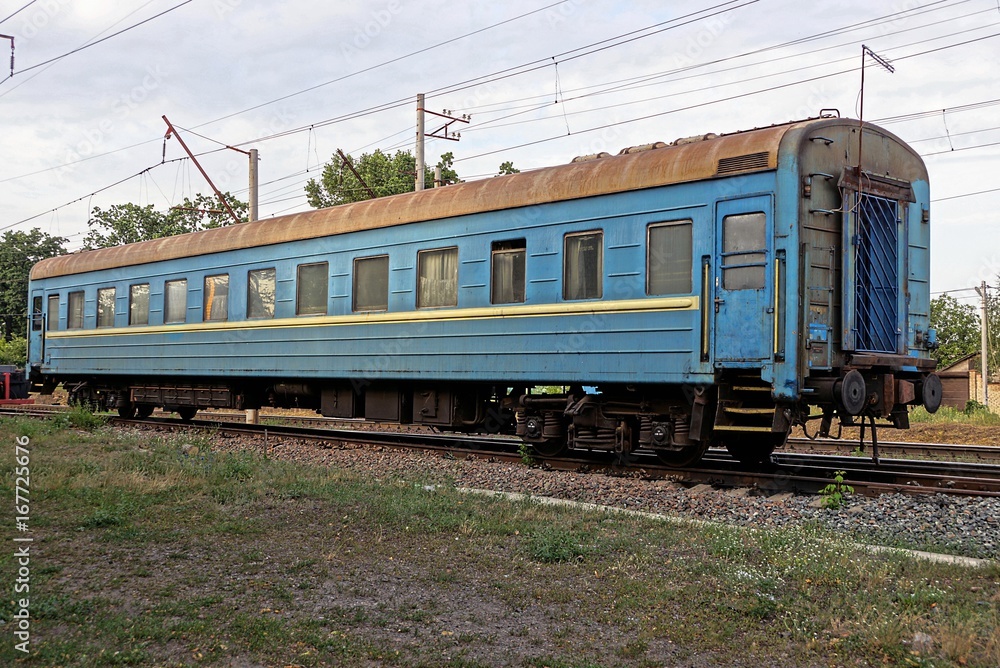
[191, 0, 578, 130]
[0, 0, 974, 186]
[0, 0, 37, 26]
[6, 0, 194, 76]
[216, 2, 997, 204]
[8, 3, 1000, 230]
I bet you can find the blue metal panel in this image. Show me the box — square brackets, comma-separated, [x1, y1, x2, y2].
[41, 308, 708, 385]
[28, 171, 779, 388]
[905, 180, 931, 352]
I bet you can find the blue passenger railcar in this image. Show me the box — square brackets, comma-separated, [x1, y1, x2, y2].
[28, 115, 941, 465]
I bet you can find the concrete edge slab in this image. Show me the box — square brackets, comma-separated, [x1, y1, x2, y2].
[455, 487, 995, 569]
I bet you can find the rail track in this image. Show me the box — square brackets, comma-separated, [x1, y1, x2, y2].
[107, 414, 1000, 499]
[110, 408, 1000, 464]
[785, 436, 1000, 464]
[5, 404, 999, 498]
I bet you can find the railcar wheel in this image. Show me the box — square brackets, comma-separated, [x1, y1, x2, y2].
[176, 407, 198, 422]
[655, 440, 710, 468]
[117, 405, 137, 419]
[723, 432, 786, 465]
[921, 373, 943, 413]
[136, 405, 154, 419]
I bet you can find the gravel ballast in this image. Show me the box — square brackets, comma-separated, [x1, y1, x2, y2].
[199, 432, 1000, 561]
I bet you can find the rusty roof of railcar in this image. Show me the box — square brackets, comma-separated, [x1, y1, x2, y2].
[30, 117, 900, 280]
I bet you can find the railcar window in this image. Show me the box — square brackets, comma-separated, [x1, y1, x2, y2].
[97, 288, 116, 328]
[647, 222, 693, 295]
[722, 212, 766, 290]
[129, 284, 150, 326]
[491, 239, 526, 304]
[203, 275, 229, 322]
[67, 291, 84, 329]
[296, 262, 328, 316]
[353, 255, 389, 312]
[32, 296, 43, 331]
[46, 294, 58, 331]
[164, 280, 187, 324]
[248, 268, 276, 319]
[564, 231, 603, 300]
[417, 247, 458, 308]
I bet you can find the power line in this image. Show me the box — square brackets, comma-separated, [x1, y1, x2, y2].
[11, 0, 195, 75]
[0, 0, 161, 93]
[8, 4, 1000, 227]
[451, 29, 1000, 164]
[908, 124, 1000, 144]
[0, 1, 37, 26]
[452, 0, 977, 117]
[229, 0, 759, 148]
[3, 0, 758, 181]
[0, 0, 969, 186]
[0, 156, 194, 233]
[193, 0, 573, 130]
[924, 138, 1000, 157]
[455, 19, 1000, 139]
[874, 97, 1000, 125]
[933, 186, 1000, 202]
[219, 12, 1000, 214]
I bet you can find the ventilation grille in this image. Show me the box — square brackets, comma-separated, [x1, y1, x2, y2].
[716, 152, 770, 175]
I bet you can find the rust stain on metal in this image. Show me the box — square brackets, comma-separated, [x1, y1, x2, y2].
[32, 122, 798, 280]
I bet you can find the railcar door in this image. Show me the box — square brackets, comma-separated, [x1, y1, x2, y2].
[28, 290, 45, 368]
[714, 195, 773, 364]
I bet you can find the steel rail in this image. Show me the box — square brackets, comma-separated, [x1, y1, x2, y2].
[785, 436, 1000, 463]
[105, 415, 1000, 498]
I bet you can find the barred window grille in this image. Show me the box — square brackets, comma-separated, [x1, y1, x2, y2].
[854, 194, 899, 353]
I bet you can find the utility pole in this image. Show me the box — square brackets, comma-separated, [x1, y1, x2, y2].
[246, 148, 260, 425]
[248, 148, 259, 223]
[414, 93, 469, 191]
[0, 34, 13, 79]
[162, 115, 243, 225]
[337, 149, 376, 199]
[976, 281, 990, 408]
[415, 93, 425, 191]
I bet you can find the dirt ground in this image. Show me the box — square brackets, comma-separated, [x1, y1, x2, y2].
[792, 421, 1000, 447]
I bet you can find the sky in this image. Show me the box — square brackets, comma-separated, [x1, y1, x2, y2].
[1, 0, 998, 301]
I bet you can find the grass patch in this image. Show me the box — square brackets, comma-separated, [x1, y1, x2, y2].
[0, 416, 997, 667]
[909, 404, 1000, 426]
[526, 527, 590, 563]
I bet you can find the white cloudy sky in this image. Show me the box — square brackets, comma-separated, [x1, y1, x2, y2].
[1, 0, 998, 298]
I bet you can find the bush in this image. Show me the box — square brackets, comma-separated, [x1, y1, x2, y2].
[964, 399, 988, 415]
[0, 337, 27, 366]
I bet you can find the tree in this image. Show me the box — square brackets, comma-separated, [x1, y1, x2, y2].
[0, 228, 68, 338]
[497, 161, 520, 175]
[929, 294, 980, 368]
[304, 149, 460, 208]
[988, 276, 1000, 381]
[84, 193, 248, 249]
